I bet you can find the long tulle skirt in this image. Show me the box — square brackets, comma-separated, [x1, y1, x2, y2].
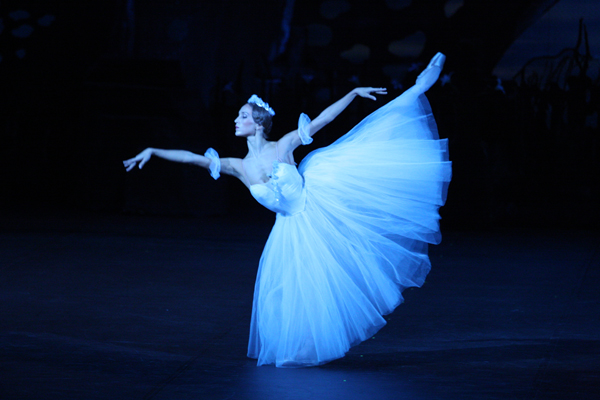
[247, 87, 452, 367]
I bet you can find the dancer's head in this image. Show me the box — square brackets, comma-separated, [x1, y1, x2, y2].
[248, 102, 273, 136]
[235, 95, 274, 138]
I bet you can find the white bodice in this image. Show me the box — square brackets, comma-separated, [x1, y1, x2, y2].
[249, 162, 306, 216]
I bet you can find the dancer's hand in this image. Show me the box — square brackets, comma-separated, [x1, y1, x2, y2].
[353, 87, 387, 101]
[123, 148, 153, 171]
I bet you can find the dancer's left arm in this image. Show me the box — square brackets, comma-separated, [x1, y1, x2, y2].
[279, 87, 387, 153]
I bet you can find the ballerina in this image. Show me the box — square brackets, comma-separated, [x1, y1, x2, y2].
[124, 52, 451, 367]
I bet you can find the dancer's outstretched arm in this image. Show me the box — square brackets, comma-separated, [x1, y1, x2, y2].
[123, 147, 242, 178]
[123, 148, 208, 171]
[279, 87, 387, 153]
[309, 87, 387, 133]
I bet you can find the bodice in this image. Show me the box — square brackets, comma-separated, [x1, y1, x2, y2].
[249, 162, 306, 216]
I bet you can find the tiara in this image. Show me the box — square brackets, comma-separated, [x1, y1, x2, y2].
[248, 94, 275, 116]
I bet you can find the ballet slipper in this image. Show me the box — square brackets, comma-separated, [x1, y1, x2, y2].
[415, 52, 446, 92]
[427, 52, 446, 69]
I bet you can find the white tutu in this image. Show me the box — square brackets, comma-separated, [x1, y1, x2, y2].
[246, 55, 451, 367]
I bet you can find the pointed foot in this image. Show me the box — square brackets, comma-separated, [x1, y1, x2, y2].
[428, 52, 446, 69]
[415, 52, 446, 92]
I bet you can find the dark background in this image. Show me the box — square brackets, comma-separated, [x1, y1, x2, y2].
[1, 0, 598, 229]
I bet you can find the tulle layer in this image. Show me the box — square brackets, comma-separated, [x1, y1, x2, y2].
[247, 93, 451, 367]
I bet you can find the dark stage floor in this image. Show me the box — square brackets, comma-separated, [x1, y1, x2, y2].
[1, 210, 599, 400]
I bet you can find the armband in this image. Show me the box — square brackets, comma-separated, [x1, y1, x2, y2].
[204, 148, 221, 180]
[298, 113, 313, 145]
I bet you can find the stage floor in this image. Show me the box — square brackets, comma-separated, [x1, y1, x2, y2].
[1, 210, 599, 399]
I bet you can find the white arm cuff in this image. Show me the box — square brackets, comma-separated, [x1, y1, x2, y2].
[298, 113, 313, 145]
[204, 148, 221, 180]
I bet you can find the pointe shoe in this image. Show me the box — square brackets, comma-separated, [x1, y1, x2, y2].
[427, 52, 446, 69]
[415, 52, 446, 92]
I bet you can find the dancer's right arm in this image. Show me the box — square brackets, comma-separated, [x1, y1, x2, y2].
[123, 148, 243, 178]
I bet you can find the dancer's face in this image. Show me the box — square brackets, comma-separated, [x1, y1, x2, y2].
[235, 104, 258, 137]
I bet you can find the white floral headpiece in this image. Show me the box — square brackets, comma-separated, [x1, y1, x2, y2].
[248, 94, 275, 116]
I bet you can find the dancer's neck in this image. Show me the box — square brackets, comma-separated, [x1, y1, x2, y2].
[246, 134, 270, 158]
